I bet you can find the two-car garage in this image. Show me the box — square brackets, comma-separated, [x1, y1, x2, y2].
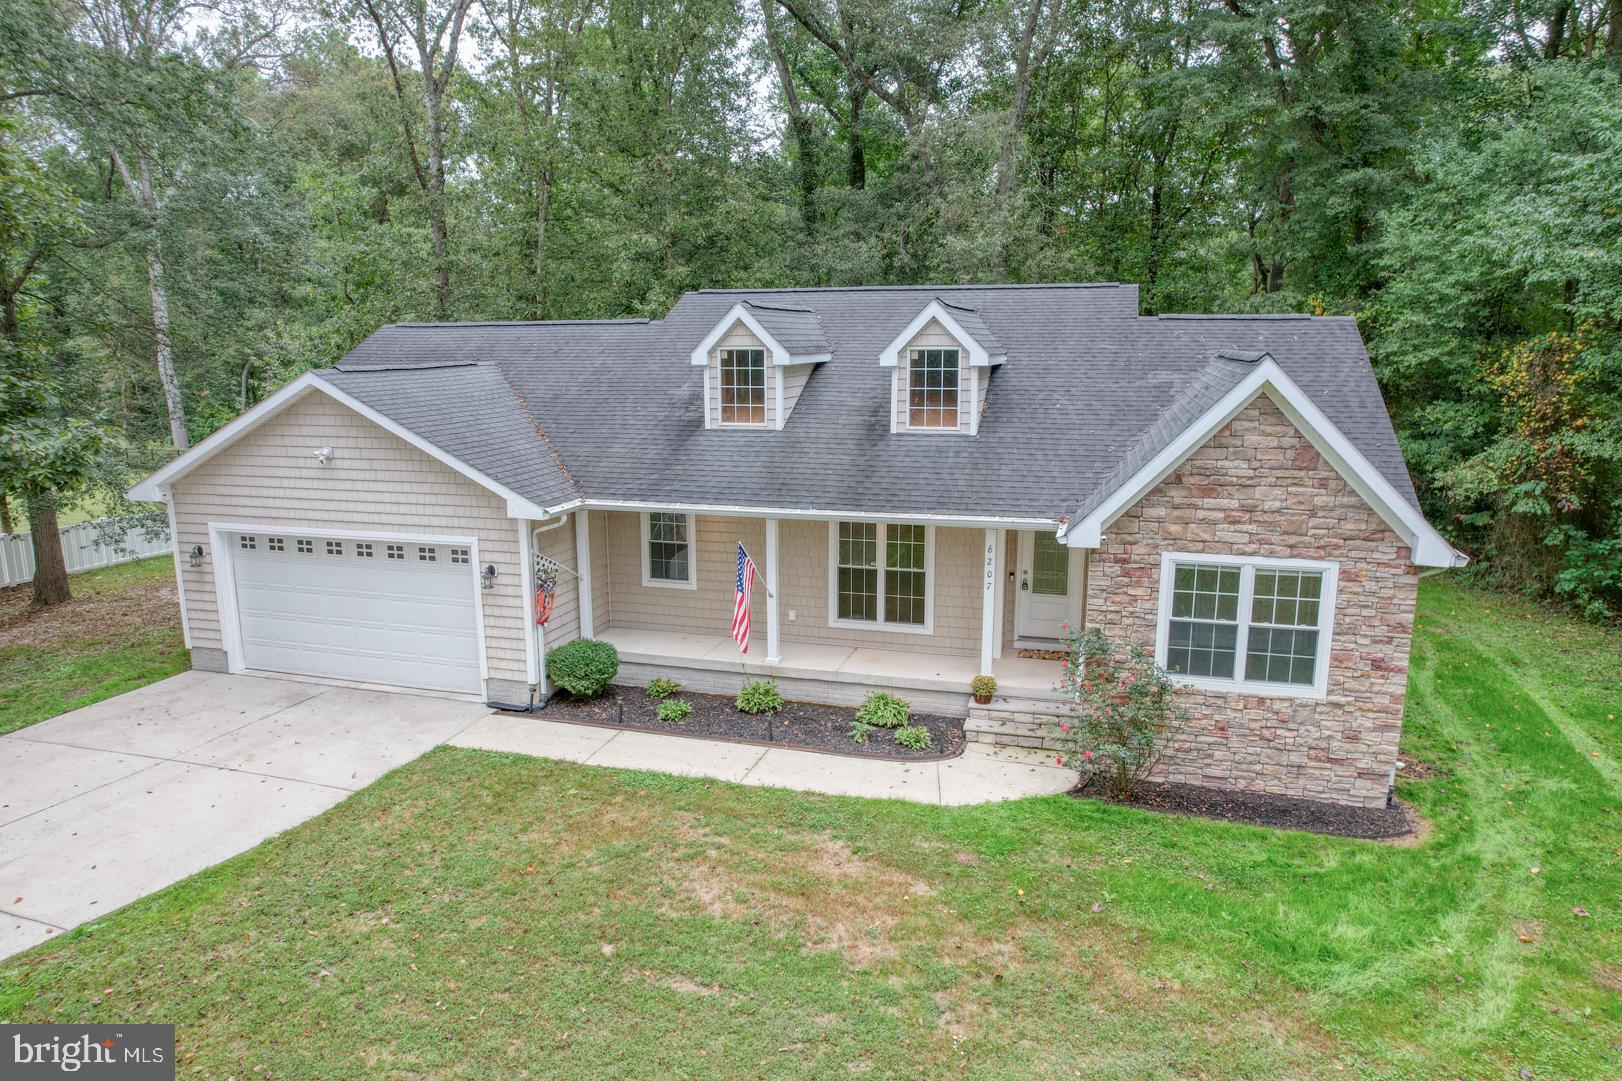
[224, 529, 484, 695]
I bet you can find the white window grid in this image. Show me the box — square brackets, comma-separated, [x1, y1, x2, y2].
[386, 544, 405, 560]
[326, 540, 344, 556]
[450, 547, 470, 565]
[1155, 553, 1338, 699]
[239, 535, 256, 550]
[296, 539, 314, 554]
[418, 546, 437, 562]
[907, 348, 959, 428]
[267, 537, 285, 552]
[828, 521, 933, 633]
[718, 347, 767, 425]
[355, 542, 374, 558]
[642, 512, 696, 588]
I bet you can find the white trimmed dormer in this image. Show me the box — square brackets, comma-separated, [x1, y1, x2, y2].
[690, 301, 829, 430]
[878, 298, 1006, 436]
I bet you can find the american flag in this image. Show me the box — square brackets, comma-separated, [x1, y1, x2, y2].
[732, 543, 757, 653]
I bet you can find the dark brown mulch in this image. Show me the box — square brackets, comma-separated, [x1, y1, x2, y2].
[528, 684, 964, 761]
[1071, 775, 1413, 840]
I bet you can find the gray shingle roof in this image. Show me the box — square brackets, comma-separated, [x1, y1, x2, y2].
[937, 300, 1005, 361]
[740, 301, 829, 360]
[320, 284, 1419, 524]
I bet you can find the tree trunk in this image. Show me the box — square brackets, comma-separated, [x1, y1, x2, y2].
[0, 493, 13, 535]
[762, 0, 818, 231]
[535, 162, 551, 314]
[847, 86, 866, 189]
[423, 86, 452, 317]
[145, 226, 188, 449]
[1544, 2, 1570, 59]
[26, 488, 69, 607]
[1607, 0, 1621, 56]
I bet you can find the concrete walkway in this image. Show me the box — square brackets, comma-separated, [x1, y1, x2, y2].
[450, 714, 1078, 806]
[0, 671, 489, 960]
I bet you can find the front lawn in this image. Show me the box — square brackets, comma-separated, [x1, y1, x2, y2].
[0, 555, 188, 735]
[1, 579, 1616, 1079]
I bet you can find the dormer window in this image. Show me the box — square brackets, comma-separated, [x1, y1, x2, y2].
[719, 347, 767, 425]
[692, 300, 829, 430]
[908, 348, 960, 428]
[879, 298, 1006, 436]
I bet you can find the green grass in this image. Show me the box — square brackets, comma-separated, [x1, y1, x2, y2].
[0, 556, 188, 735]
[1, 579, 1616, 1079]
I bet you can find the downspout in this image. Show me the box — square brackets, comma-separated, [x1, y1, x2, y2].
[529, 513, 572, 710]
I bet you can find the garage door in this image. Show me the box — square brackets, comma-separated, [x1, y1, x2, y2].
[229, 531, 482, 694]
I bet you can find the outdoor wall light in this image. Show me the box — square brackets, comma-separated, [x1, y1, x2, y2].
[481, 564, 497, 590]
[312, 446, 334, 465]
[189, 544, 204, 568]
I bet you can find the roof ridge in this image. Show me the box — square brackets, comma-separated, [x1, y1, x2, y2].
[330, 361, 485, 373]
[690, 282, 1126, 294]
[1154, 313, 1314, 321]
[386, 319, 652, 328]
[741, 299, 818, 314]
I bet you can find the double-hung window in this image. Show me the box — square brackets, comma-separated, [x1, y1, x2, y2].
[718, 347, 767, 425]
[830, 522, 932, 631]
[1157, 554, 1337, 696]
[643, 512, 696, 588]
[907, 348, 959, 428]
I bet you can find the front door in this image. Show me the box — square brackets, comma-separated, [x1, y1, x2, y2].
[1015, 529, 1073, 641]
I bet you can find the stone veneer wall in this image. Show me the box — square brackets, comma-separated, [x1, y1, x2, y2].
[1085, 394, 1418, 809]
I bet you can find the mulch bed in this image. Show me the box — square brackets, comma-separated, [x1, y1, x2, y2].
[529, 684, 964, 761]
[1071, 775, 1414, 839]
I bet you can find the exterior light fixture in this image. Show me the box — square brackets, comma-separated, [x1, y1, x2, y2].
[189, 544, 204, 568]
[481, 564, 497, 590]
[312, 446, 334, 465]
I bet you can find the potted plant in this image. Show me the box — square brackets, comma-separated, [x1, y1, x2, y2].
[970, 674, 997, 705]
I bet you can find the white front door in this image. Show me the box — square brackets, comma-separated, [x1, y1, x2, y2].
[1015, 529, 1073, 641]
[229, 531, 483, 694]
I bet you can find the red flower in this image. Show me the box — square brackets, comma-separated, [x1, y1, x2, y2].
[1060, 723, 1069, 731]
[1083, 751, 1093, 760]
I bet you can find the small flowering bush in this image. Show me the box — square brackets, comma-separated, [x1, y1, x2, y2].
[1051, 626, 1189, 800]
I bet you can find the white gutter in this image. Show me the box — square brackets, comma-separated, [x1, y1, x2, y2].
[541, 497, 1057, 531]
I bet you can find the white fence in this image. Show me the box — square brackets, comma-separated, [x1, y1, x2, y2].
[0, 516, 172, 588]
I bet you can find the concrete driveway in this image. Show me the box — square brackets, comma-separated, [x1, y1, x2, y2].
[0, 671, 489, 960]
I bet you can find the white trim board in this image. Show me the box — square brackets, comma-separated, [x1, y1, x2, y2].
[1060, 360, 1467, 568]
[126, 373, 550, 521]
[878, 299, 1006, 368]
[206, 520, 489, 686]
[688, 304, 830, 368]
[1153, 551, 1339, 700]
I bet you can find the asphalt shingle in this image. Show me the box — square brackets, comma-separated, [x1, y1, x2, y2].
[319, 284, 1419, 524]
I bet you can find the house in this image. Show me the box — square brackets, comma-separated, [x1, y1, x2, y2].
[128, 284, 1465, 809]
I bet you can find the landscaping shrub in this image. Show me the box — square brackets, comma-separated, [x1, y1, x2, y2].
[1053, 627, 1189, 799]
[850, 720, 875, 744]
[735, 679, 784, 714]
[657, 698, 693, 723]
[645, 678, 682, 700]
[969, 674, 997, 699]
[546, 638, 619, 698]
[855, 691, 910, 729]
[894, 724, 931, 750]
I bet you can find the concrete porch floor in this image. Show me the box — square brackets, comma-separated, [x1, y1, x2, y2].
[597, 627, 1065, 698]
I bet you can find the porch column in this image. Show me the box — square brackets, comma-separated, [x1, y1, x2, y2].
[764, 518, 781, 663]
[979, 528, 1001, 675]
[575, 511, 594, 638]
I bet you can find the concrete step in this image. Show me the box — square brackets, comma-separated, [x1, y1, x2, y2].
[965, 709, 1066, 752]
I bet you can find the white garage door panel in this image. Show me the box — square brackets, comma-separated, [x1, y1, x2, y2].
[231, 534, 482, 694]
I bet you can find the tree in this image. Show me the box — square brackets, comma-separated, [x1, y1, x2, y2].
[0, 117, 105, 606]
[353, 0, 476, 318]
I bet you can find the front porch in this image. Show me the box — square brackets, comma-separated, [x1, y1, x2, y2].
[598, 626, 1065, 718]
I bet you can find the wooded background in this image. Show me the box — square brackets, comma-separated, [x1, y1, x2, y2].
[2, 0, 1619, 615]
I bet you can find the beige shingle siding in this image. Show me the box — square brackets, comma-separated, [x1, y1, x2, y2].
[533, 518, 580, 649]
[596, 510, 979, 657]
[589, 509, 612, 633]
[779, 363, 813, 422]
[893, 319, 972, 434]
[169, 391, 530, 683]
[709, 321, 775, 428]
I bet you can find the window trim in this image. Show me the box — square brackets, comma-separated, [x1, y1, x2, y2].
[716, 345, 769, 428]
[1154, 552, 1338, 699]
[904, 347, 962, 431]
[826, 521, 935, 635]
[641, 511, 698, 590]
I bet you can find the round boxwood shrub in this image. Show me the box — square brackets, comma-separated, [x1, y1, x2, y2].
[546, 638, 620, 698]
